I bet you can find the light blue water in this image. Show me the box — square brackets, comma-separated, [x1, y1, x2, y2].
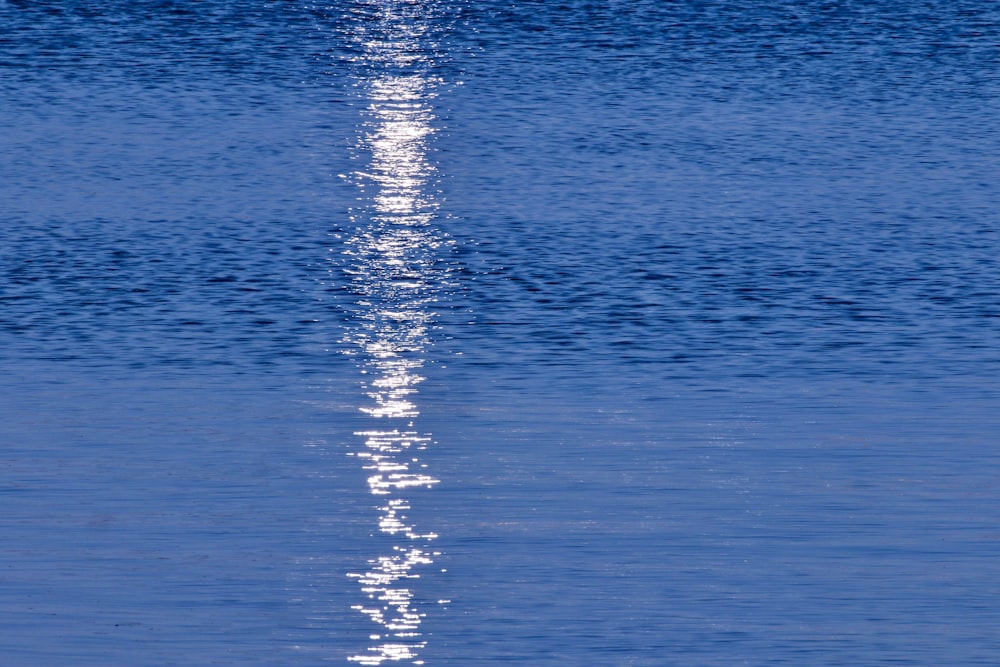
[2, 1, 999, 665]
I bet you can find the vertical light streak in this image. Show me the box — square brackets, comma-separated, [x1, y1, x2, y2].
[341, 2, 445, 664]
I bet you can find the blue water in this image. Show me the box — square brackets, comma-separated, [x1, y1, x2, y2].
[2, 1, 999, 665]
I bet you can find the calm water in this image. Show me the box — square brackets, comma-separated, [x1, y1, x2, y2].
[2, 1, 999, 665]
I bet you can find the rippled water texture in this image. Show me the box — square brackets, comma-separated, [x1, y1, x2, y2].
[2, 1, 1000, 665]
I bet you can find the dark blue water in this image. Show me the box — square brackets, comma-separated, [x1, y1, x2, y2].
[2, 2, 999, 665]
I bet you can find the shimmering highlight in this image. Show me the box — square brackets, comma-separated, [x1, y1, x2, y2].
[341, 2, 446, 664]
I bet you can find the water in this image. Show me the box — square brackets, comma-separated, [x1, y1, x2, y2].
[2, 1, 999, 665]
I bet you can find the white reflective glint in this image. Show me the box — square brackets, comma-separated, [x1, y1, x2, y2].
[340, 2, 447, 664]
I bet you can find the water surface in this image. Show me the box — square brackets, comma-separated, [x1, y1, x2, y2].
[2, 1, 999, 665]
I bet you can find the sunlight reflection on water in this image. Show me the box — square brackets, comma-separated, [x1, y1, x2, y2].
[339, 2, 446, 664]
